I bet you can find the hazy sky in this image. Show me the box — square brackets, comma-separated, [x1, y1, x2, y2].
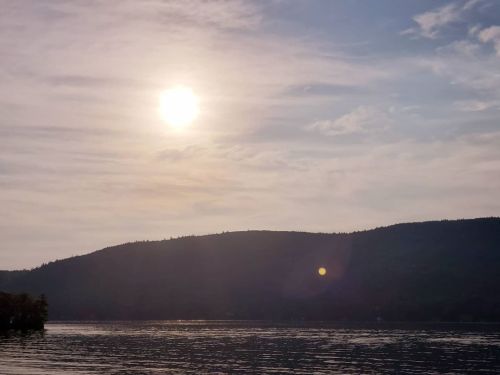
[1, 0, 500, 269]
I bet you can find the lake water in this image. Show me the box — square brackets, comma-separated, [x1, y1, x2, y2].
[1, 321, 500, 374]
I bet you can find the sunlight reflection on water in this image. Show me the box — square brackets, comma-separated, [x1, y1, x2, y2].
[1, 321, 500, 374]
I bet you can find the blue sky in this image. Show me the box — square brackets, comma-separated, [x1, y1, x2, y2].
[1, 0, 499, 269]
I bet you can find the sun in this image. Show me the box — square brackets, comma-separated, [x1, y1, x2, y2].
[318, 267, 327, 276]
[159, 86, 199, 128]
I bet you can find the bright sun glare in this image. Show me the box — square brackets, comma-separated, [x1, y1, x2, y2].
[159, 86, 199, 128]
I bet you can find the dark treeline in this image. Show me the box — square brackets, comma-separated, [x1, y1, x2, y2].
[1, 218, 500, 321]
[0, 292, 48, 330]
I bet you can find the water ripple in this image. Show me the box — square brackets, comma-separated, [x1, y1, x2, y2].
[1, 322, 500, 374]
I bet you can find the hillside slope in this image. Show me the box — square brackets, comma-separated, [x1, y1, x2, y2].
[1, 218, 500, 321]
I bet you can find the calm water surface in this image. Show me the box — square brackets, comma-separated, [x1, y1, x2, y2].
[1, 321, 500, 374]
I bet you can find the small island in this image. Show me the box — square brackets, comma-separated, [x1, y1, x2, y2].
[0, 292, 48, 330]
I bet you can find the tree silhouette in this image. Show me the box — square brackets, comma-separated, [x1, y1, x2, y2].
[0, 292, 48, 330]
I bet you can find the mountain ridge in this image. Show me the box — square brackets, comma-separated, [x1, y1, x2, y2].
[1, 217, 500, 321]
[13, 216, 498, 272]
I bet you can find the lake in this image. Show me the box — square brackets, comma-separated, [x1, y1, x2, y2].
[1, 321, 500, 374]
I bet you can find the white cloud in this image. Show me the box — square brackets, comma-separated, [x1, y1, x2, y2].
[404, 0, 482, 39]
[413, 3, 461, 39]
[437, 40, 481, 57]
[306, 106, 392, 136]
[415, 46, 500, 94]
[478, 25, 500, 55]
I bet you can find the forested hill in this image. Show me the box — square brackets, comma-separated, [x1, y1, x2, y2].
[1, 218, 500, 321]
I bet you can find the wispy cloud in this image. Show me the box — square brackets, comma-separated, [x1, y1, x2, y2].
[156, 0, 264, 30]
[402, 0, 482, 39]
[478, 26, 500, 55]
[306, 106, 393, 136]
